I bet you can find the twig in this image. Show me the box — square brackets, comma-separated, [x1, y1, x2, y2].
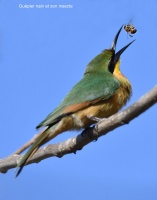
[0, 85, 157, 174]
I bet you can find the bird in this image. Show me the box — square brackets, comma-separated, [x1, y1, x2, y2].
[16, 26, 135, 177]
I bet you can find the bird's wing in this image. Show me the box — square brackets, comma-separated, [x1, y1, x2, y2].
[36, 72, 120, 129]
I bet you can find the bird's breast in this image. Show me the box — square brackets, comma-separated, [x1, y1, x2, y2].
[71, 84, 132, 129]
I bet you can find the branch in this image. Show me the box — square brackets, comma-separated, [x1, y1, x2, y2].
[0, 85, 157, 174]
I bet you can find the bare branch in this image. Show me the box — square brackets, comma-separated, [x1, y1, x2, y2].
[0, 85, 157, 174]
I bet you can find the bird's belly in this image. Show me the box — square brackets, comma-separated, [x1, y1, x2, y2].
[71, 87, 130, 128]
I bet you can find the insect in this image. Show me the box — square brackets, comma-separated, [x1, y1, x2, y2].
[124, 21, 137, 37]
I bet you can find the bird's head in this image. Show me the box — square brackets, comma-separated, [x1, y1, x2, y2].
[85, 26, 135, 75]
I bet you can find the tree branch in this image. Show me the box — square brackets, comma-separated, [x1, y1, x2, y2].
[0, 85, 157, 174]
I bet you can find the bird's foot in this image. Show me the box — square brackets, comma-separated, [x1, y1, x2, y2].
[87, 116, 108, 139]
[95, 118, 107, 132]
[81, 126, 98, 141]
[88, 116, 107, 124]
[81, 126, 93, 137]
[87, 116, 102, 122]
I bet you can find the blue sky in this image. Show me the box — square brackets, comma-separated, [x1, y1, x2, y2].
[0, 0, 157, 199]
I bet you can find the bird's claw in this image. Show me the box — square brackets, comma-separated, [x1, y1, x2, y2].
[81, 125, 98, 142]
[87, 116, 107, 123]
[81, 126, 93, 137]
[87, 116, 108, 141]
[93, 117, 108, 137]
[87, 116, 101, 122]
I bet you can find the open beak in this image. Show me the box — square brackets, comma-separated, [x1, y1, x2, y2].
[109, 26, 135, 73]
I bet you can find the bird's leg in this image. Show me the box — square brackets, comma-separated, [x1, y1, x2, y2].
[81, 115, 102, 141]
[81, 126, 98, 141]
[87, 115, 102, 140]
[87, 116, 102, 122]
[80, 116, 98, 138]
[87, 115, 108, 124]
[81, 126, 93, 137]
[87, 115, 108, 140]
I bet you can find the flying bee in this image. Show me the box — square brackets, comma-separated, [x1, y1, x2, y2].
[124, 21, 137, 37]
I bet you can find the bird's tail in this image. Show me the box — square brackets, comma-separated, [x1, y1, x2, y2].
[15, 125, 58, 177]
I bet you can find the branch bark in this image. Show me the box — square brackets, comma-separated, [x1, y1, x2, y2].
[0, 85, 157, 174]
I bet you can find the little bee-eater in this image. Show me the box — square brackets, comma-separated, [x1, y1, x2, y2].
[16, 26, 134, 176]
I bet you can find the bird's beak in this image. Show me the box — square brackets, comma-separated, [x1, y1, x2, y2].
[109, 26, 135, 73]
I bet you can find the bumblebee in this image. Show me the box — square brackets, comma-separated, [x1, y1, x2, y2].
[124, 22, 137, 37]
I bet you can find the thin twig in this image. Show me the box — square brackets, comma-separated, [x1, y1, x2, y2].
[0, 85, 156, 174]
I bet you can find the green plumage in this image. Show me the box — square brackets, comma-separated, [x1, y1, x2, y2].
[36, 50, 120, 129]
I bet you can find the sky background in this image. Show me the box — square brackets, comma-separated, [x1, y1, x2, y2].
[0, 0, 157, 199]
